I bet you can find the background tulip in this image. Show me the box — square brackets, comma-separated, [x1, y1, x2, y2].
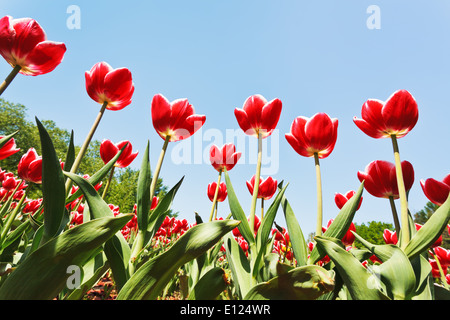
[0, 16, 66, 76]
[0, 135, 20, 160]
[207, 181, 227, 203]
[335, 190, 363, 211]
[85, 61, 134, 111]
[17, 148, 42, 184]
[285, 112, 338, 159]
[246, 175, 278, 200]
[420, 174, 450, 206]
[100, 139, 138, 168]
[151, 93, 206, 143]
[234, 94, 282, 139]
[209, 143, 241, 172]
[353, 89, 418, 139]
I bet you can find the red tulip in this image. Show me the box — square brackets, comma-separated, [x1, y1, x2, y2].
[323, 219, 356, 246]
[209, 143, 241, 172]
[234, 94, 282, 139]
[353, 90, 418, 139]
[357, 160, 414, 199]
[207, 181, 227, 202]
[100, 139, 138, 168]
[335, 190, 363, 211]
[0, 16, 66, 76]
[415, 223, 442, 248]
[383, 229, 398, 245]
[285, 113, 338, 159]
[85, 61, 134, 111]
[151, 196, 159, 210]
[151, 93, 206, 142]
[420, 174, 450, 206]
[246, 175, 278, 200]
[2, 176, 26, 191]
[0, 136, 20, 160]
[18, 148, 42, 184]
[22, 198, 42, 214]
[433, 247, 450, 267]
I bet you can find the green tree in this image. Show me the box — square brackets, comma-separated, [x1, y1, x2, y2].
[353, 221, 394, 248]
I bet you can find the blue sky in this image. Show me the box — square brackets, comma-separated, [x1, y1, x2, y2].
[1, 1, 450, 237]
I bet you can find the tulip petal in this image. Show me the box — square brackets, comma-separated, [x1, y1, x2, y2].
[234, 108, 253, 136]
[261, 98, 282, 137]
[382, 90, 418, 137]
[151, 94, 172, 138]
[23, 40, 66, 75]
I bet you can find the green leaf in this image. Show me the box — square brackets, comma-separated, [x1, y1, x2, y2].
[117, 219, 240, 300]
[224, 170, 254, 246]
[64, 171, 131, 291]
[63, 130, 75, 174]
[404, 193, 450, 260]
[223, 233, 252, 299]
[279, 186, 308, 267]
[309, 182, 364, 264]
[136, 141, 151, 232]
[36, 118, 67, 243]
[188, 267, 228, 300]
[244, 264, 334, 300]
[314, 235, 390, 300]
[0, 130, 19, 149]
[0, 214, 132, 300]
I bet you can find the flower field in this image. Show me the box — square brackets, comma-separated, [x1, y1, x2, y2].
[0, 14, 449, 301]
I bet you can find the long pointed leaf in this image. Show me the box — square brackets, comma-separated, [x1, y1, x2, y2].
[36, 118, 67, 243]
[188, 267, 228, 300]
[136, 141, 151, 232]
[117, 219, 240, 300]
[0, 214, 132, 300]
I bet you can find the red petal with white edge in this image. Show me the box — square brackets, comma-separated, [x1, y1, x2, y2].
[304, 113, 335, 153]
[100, 139, 119, 164]
[103, 67, 133, 101]
[170, 99, 193, 130]
[23, 41, 66, 75]
[361, 99, 385, 132]
[151, 94, 172, 137]
[234, 108, 253, 135]
[261, 98, 282, 138]
[86, 62, 113, 102]
[353, 117, 387, 139]
[11, 18, 46, 59]
[285, 133, 312, 158]
[0, 16, 16, 62]
[382, 90, 418, 137]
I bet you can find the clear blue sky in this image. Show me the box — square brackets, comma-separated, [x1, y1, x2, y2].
[1, 1, 449, 237]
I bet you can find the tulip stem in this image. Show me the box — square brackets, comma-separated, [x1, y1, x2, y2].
[209, 171, 222, 222]
[388, 196, 401, 236]
[102, 166, 115, 199]
[0, 65, 21, 97]
[65, 101, 108, 195]
[149, 136, 170, 204]
[261, 199, 264, 220]
[249, 132, 263, 235]
[390, 135, 410, 249]
[314, 153, 323, 237]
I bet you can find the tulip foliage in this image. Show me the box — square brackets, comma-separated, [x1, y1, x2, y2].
[0, 15, 449, 301]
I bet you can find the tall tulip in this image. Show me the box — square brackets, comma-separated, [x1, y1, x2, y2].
[99, 139, 138, 199]
[17, 148, 42, 184]
[357, 159, 414, 234]
[285, 112, 338, 237]
[0, 16, 66, 95]
[354, 89, 419, 248]
[208, 143, 241, 221]
[0, 135, 20, 160]
[420, 174, 450, 206]
[234, 94, 282, 234]
[66, 62, 134, 195]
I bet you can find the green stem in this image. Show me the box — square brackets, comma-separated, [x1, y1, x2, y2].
[0, 189, 27, 244]
[388, 196, 401, 236]
[0, 65, 21, 96]
[102, 166, 115, 199]
[208, 171, 222, 222]
[65, 101, 108, 195]
[314, 153, 323, 237]
[249, 132, 262, 235]
[391, 135, 410, 249]
[149, 136, 170, 203]
[261, 199, 264, 220]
